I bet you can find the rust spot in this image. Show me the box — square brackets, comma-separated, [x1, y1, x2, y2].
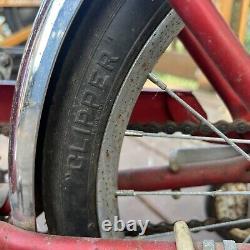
[106, 150, 110, 158]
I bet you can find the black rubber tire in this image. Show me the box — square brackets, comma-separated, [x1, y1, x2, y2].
[42, 0, 171, 237]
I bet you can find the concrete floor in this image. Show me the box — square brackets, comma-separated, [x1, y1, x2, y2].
[0, 89, 231, 241]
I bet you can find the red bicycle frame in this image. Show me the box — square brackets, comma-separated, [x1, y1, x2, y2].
[1, 0, 250, 249]
[173, 0, 250, 116]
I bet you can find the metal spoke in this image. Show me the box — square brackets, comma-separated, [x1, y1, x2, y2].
[116, 190, 250, 197]
[243, 235, 250, 243]
[148, 73, 250, 161]
[126, 130, 250, 145]
[138, 218, 250, 240]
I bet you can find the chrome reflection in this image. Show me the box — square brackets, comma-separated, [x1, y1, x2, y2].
[9, 0, 84, 230]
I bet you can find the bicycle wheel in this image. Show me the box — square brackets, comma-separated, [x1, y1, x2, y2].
[41, 0, 249, 240]
[42, 0, 175, 237]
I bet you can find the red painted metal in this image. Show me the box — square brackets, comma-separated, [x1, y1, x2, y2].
[0, 221, 249, 250]
[118, 157, 250, 191]
[0, 221, 174, 250]
[0, 86, 206, 128]
[170, 0, 250, 112]
[129, 89, 207, 125]
[0, 85, 14, 123]
[179, 28, 249, 120]
[0, 198, 10, 216]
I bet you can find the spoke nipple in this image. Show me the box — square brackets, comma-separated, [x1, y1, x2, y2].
[172, 189, 181, 199]
[169, 161, 181, 173]
[116, 190, 135, 196]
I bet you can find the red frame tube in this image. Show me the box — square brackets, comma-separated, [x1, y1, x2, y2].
[170, 0, 250, 112]
[0, 221, 175, 250]
[0, 221, 249, 250]
[0, 85, 14, 124]
[118, 157, 250, 191]
[179, 28, 249, 119]
[129, 89, 206, 125]
[0, 198, 10, 216]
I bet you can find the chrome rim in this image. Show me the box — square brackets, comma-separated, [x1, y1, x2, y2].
[97, 10, 184, 238]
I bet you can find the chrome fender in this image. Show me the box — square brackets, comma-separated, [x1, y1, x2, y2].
[9, 0, 84, 231]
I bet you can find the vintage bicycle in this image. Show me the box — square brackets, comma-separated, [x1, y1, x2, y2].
[1, 0, 250, 249]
